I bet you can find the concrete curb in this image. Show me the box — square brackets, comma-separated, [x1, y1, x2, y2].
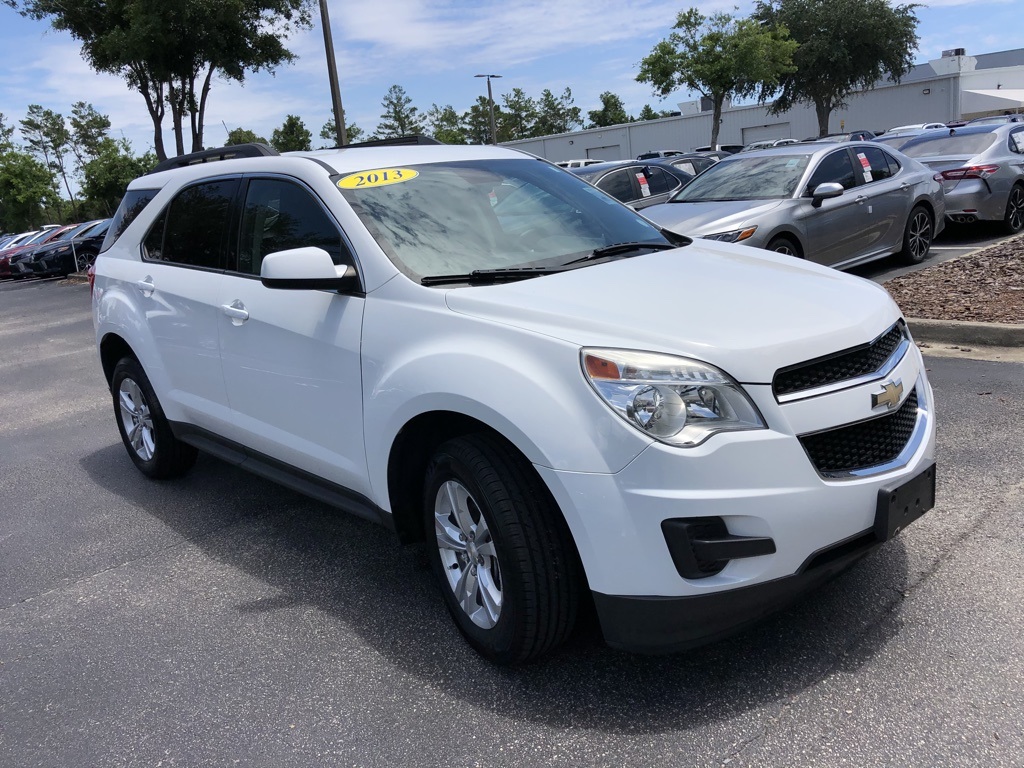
[62, 273, 89, 285]
[906, 317, 1024, 347]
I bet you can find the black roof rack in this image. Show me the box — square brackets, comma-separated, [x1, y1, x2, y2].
[341, 134, 442, 148]
[148, 143, 279, 175]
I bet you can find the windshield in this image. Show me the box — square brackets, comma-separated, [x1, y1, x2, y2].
[337, 158, 670, 281]
[669, 154, 811, 202]
[901, 132, 999, 158]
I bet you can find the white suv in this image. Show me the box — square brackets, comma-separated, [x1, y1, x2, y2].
[93, 140, 936, 663]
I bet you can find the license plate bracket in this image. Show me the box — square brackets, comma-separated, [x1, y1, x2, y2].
[875, 462, 936, 542]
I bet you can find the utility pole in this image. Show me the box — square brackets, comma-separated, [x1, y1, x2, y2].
[475, 74, 503, 145]
[320, 0, 348, 146]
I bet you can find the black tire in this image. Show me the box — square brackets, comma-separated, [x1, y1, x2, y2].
[900, 205, 934, 264]
[1004, 184, 1024, 235]
[766, 236, 800, 257]
[423, 434, 581, 664]
[75, 249, 97, 273]
[111, 357, 197, 479]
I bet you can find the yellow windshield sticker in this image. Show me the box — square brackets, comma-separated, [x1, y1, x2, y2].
[337, 168, 418, 189]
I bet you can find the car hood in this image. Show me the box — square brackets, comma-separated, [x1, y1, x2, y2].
[641, 199, 785, 236]
[444, 244, 900, 383]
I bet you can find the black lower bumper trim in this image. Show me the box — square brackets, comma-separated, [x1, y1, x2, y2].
[594, 529, 880, 654]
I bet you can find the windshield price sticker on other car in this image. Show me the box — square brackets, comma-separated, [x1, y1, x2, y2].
[337, 168, 419, 190]
[856, 153, 873, 183]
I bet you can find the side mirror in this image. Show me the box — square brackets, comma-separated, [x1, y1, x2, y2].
[260, 247, 361, 293]
[810, 182, 845, 208]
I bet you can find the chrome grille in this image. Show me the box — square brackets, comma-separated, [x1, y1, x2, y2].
[799, 387, 919, 476]
[773, 322, 907, 398]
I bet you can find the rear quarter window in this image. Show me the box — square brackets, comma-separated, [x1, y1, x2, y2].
[99, 189, 160, 253]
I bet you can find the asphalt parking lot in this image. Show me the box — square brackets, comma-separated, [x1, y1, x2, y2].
[2, 267, 1023, 766]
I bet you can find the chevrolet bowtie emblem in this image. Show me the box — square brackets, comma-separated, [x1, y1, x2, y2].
[872, 379, 904, 410]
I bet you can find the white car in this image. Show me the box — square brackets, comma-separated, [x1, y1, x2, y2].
[555, 158, 605, 168]
[92, 140, 937, 663]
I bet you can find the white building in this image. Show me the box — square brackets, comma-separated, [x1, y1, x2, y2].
[505, 48, 1024, 163]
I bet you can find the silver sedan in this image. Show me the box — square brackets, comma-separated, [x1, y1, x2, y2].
[898, 123, 1024, 233]
[642, 142, 946, 269]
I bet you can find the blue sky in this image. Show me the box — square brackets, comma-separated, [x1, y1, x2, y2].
[1, 0, 1021, 154]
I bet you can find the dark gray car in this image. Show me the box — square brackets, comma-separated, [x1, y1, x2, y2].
[569, 160, 693, 210]
[898, 123, 1024, 233]
[641, 142, 945, 269]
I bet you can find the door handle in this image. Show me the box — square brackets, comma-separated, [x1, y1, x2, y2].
[221, 301, 249, 324]
[135, 277, 155, 296]
[855, 195, 868, 204]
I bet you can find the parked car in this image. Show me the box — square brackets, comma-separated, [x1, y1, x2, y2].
[555, 159, 605, 168]
[0, 227, 69, 279]
[24, 218, 110, 277]
[93, 140, 936, 663]
[641, 142, 945, 269]
[807, 130, 877, 142]
[693, 144, 744, 154]
[636, 150, 687, 160]
[898, 122, 1024, 233]
[654, 152, 719, 177]
[569, 159, 694, 210]
[8, 223, 80, 277]
[885, 123, 947, 133]
[873, 128, 948, 151]
[740, 138, 799, 152]
[966, 114, 1024, 125]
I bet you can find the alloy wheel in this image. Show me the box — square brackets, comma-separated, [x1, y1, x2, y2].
[118, 377, 156, 461]
[433, 479, 502, 629]
[908, 210, 933, 260]
[1009, 187, 1024, 232]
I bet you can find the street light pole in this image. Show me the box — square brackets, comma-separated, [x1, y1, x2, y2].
[475, 74, 503, 145]
[320, 0, 348, 146]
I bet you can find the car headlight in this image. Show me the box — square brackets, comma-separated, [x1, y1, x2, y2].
[54, 245, 71, 254]
[582, 348, 766, 447]
[702, 226, 757, 243]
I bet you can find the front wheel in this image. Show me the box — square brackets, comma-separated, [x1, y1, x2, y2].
[766, 236, 800, 257]
[900, 205, 934, 264]
[424, 434, 581, 664]
[111, 358, 197, 479]
[1005, 185, 1024, 235]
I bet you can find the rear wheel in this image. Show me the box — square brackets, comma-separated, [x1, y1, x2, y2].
[111, 358, 197, 479]
[1005, 185, 1024, 235]
[766, 236, 800, 257]
[424, 434, 580, 664]
[900, 205, 933, 264]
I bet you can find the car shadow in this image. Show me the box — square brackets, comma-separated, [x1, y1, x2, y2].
[80, 445, 910, 734]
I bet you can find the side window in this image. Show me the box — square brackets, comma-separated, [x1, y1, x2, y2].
[99, 189, 159, 253]
[596, 170, 636, 204]
[1010, 129, 1024, 154]
[672, 160, 698, 175]
[883, 150, 902, 178]
[237, 179, 347, 275]
[806, 150, 858, 193]
[856, 147, 895, 183]
[150, 179, 239, 269]
[643, 167, 675, 196]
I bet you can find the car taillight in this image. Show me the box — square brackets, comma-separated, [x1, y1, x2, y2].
[87, 264, 96, 295]
[940, 164, 1000, 180]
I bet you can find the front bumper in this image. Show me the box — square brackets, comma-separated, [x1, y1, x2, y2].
[535, 349, 936, 652]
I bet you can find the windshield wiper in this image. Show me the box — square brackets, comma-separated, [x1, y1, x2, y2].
[561, 241, 678, 266]
[421, 266, 567, 286]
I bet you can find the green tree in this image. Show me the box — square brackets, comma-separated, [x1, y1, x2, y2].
[533, 88, 582, 137]
[225, 127, 269, 146]
[0, 112, 14, 149]
[10, 0, 314, 161]
[637, 9, 796, 148]
[0, 149, 59, 230]
[637, 105, 661, 121]
[463, 96, 510, 144]
[374, 85, 426, 138]
[270, 114, 311, 152]
[319, 117, 363, 148]
[754, 0, 919, 137]
[80, 138, 155, 217]
[501, 88, 537, 140]
[588, 92, 631, 128]
[69, 102, 113, 175]
[20, 104, 76, 219]
[426, 104, 467, 145]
